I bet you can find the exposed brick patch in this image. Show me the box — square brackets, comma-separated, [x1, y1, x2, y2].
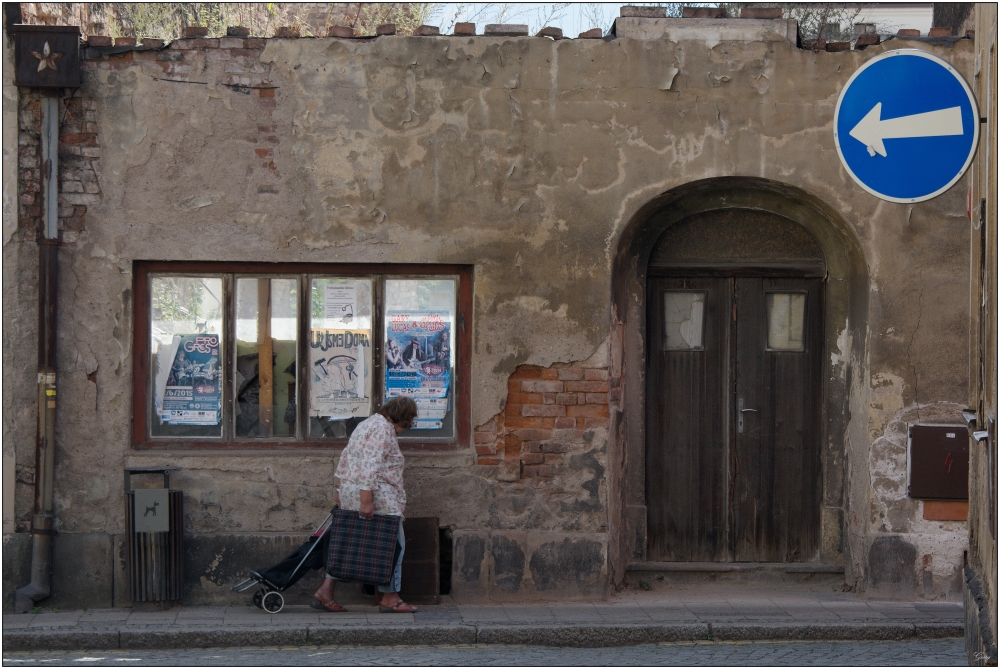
[473, 363, 609, 477]
[740, 7, 782, 19]
[18, 93, 102, 241]
[682, 6, 727, 18]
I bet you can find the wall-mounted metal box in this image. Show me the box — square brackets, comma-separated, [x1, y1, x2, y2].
[12, 25, 81, 88]
[907, 425, 969, 500]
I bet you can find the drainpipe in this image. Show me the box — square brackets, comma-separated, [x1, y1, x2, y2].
[15, 94, 60, 613]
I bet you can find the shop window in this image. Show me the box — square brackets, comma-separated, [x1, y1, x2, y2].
[133, 263, 471, 450]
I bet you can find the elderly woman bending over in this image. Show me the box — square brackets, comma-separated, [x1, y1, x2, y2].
[312, 396, 418, 613]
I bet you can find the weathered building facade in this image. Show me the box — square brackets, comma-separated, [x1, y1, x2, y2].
[1, 10, 984, 610]
[966, 4, 998, 665]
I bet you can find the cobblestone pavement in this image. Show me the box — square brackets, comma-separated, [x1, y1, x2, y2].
[1, 638, 967, 666]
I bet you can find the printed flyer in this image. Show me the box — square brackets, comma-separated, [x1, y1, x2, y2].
[159, 334, 222, 425]
[309, 329, 372, 420]
[385, 310, 452, 429]
[324, 284, 357, 326]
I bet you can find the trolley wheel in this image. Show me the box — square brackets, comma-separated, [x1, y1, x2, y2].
[252, 590, 264, 609]
[262, 591, 284, 614]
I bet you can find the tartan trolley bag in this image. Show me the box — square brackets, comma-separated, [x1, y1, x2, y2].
[326, 507, 402, 587]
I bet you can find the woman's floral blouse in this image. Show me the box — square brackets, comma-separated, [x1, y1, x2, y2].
[335, 414, 406, 517]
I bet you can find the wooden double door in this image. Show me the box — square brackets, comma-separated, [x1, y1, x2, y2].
[645, 275, 823, 563]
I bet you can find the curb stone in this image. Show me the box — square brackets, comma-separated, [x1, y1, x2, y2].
[1, 622, 965, 651]
[3, 631, 120, 651]
[306, 626, 477, 646]
[711, 622, 916, 641]
[120, 628, 309, 649]
[475, 624, 709, 646]
[913, 622, 966, 639]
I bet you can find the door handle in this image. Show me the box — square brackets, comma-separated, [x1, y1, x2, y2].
[738, 398, 756, 433]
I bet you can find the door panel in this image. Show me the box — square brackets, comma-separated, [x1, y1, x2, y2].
[646, 278, 729, 561]
[646, 274, 823, 564]
[733, 278, 823, 562]
[732, 279, 769, 561]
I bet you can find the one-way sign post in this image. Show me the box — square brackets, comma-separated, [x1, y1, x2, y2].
[834, 49, 979, 203]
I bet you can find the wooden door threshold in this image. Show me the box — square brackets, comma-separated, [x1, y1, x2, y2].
[626, 562, 844, 574]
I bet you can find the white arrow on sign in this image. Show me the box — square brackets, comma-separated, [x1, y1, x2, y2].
[849, 102, 964, 157]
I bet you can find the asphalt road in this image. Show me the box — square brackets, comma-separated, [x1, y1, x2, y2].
[1, 638, 967, 666]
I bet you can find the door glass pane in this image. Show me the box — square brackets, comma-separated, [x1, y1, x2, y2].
[664, 292, 705, 350]
[309, 278, 374, 438]
[235, 278, 298, 438]
[150, 276, 224, 437]
[384, 278, 457, 437]
[767, 293, 806, 350]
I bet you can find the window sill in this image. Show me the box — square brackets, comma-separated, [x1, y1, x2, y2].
[132, 440, 467, 452]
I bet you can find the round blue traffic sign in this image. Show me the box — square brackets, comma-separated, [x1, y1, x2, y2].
[834, 49, 979, 203]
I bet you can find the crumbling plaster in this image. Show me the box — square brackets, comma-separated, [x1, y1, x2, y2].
[3, 28, 976, 606]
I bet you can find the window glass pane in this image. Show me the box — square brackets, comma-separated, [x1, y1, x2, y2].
[664, 292, 705, 350]
[235, 278, 298, 439]
[309, 278, 374, 438]
[767, 293, 806, 350]
[150, 276, 224, 437]
[384, 278, 457, 437]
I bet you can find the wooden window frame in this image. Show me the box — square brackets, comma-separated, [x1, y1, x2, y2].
[132, 261, 473, 452]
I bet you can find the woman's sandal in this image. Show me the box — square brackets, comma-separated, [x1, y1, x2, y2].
[378, 600, 417, 613]
[310, 595, 346, 612]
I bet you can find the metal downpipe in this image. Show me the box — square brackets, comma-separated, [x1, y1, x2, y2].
[15, 94, 60, 613]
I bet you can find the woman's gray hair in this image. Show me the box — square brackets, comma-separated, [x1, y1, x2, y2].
[377, 396, 418, 428]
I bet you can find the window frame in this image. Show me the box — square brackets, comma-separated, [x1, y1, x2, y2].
[764, 289, 808, 352]
[132, 261, 473, 452]
[661, 289, 708, 352]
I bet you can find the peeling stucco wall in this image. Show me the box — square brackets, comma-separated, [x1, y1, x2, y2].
[1, 23, 977, 608]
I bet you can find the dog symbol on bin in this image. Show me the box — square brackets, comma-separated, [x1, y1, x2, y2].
[144, 501, 159, 517]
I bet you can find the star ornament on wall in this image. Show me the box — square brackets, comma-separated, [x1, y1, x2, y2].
[31, 41, 62, 72]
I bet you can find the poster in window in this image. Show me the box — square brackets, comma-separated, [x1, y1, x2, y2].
[385, 310, 452, 429]
[159, 334, 222, 425]
[309, 329, 372, 420]
[323, 285, 357, 326]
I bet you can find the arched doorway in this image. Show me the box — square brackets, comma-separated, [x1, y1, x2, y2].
[645, 209, 825, 562]
[608, 178, 869, 579]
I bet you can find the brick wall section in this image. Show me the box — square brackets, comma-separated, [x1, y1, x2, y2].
[136, 36, 275, 90]
[17, 92, 101, 243]
[475, 364, 609, 480]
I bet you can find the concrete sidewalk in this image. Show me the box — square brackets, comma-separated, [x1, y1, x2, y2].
[2, 585, 965, 650]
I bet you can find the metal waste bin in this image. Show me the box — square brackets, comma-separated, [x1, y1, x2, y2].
[125, 467, 183, 602]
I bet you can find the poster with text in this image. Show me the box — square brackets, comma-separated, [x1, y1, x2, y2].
[323, 285, 357, 327]
[309, 329, 372, 419]
[385, 310, 452, 428]
[160, 334, 222, 425]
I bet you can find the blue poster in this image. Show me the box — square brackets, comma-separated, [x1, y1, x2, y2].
[161, 334, 221, 425]
[385, 310, 452, 428]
